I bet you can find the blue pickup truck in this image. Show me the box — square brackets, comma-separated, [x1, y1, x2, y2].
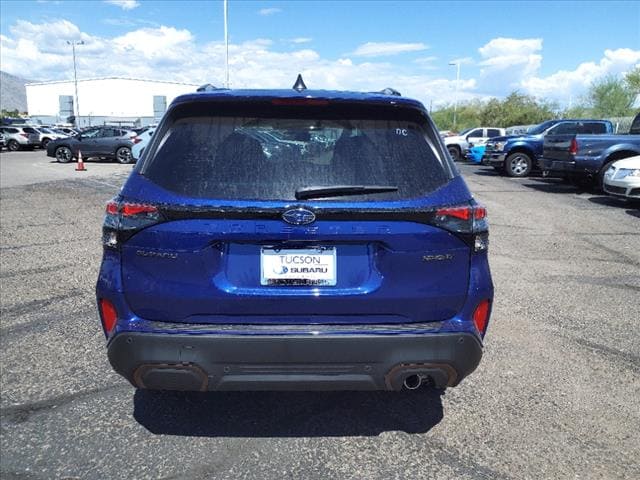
[483, 119, 613, 177]
[541, 113, 640, 189]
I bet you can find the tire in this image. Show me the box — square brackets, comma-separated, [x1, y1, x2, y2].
[447, 145, 461, 162]
[55, 146, 73, 163]
[41, 138, 50, 148]
[7, 140, 20, 152]
[115, 146, 133, 164]
[597, 160, 616, 192]
[505, 152, 532, 177]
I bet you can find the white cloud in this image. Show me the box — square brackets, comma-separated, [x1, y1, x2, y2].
[3, 21, 637, 112]
[352, 42, 428, 57]
[522, 48, 640, 103]
[258, 7, 282, 16]
[477, 38, 543, 95]
[290, 37, 312, 44]
[105, 0, 140, 10]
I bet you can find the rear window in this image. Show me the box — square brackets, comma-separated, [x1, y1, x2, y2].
[578, 122, 607, 134]
[143, 110, 450, 201]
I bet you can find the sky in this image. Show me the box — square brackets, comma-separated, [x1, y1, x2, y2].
[1, 0, 639, 108]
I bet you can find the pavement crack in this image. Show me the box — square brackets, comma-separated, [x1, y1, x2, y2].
[0, 384, 126, 424]
[0, 291, 85, 317]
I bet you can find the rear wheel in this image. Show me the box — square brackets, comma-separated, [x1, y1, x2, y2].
[447, 145, 461, 162]
[505, 152, 532, 177]
[7, 140, 20, 151]
[41, 138, 51, 148]
[55, 146, 73, 163]
[116, 146, 133, 164]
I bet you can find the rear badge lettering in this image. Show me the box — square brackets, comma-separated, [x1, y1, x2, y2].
[136, 250, 178, 259]
[422, 254, 454, 262]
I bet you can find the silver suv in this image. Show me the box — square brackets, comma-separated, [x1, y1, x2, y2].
[0, 126, 41, 151]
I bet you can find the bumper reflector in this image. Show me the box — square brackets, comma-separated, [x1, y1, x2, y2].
[473, 299, 490, 335]
[99, 299, 118, 335]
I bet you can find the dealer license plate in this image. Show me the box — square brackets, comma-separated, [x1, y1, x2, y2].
[260, 247, 337, 286]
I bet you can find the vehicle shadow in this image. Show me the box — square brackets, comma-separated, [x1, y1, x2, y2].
[133, 387, 444, 437]
[520, 178, 587, 194]
[587, 196, 640, 215]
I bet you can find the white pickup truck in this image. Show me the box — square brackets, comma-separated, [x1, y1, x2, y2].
[444, 127, 505, 161]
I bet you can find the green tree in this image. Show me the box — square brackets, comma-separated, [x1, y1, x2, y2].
[587, 75, 635, 117]
[478, 92, 557, 127]
[624, 67, 640, 94]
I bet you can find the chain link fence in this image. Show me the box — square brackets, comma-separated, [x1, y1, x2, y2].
[606, 116, 634, 134]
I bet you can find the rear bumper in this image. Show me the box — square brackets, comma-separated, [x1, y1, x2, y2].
[540, 157, 577, 173]
[107, 330, 483, 391]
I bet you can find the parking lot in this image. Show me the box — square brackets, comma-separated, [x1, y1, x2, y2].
[1, 149, 639, 479]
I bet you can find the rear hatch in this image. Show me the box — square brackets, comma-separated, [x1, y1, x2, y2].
[116, 97, 476, 325]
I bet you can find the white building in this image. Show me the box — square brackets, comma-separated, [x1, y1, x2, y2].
[25, 77, 200, 127]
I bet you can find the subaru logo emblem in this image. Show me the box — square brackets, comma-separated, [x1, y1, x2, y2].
[282, 208, 316, 225]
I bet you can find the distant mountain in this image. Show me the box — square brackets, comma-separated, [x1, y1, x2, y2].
[0, 71, 31, 113]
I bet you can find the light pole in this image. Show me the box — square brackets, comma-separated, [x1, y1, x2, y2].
[67, 40, 84, 127]
[223, 0, 229, 88]
[449, 61, 460, 131]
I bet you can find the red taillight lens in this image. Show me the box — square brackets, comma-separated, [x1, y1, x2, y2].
[132, 136, 142, 144]
[20, 133, 29, 138]
[121, 203, 158, 217]
[473, 206, 487, 220]
[569, 138, 578, 155]
[436, 206, 472, 221]
[473, 299, 491, 335]
[99, 299, 118, 334]
[105, 200, 119, 215]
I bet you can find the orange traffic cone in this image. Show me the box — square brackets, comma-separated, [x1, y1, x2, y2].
[76, 150, 86, 171]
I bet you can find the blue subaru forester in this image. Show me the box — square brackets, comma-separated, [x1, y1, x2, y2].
[96, 79, 493, 392]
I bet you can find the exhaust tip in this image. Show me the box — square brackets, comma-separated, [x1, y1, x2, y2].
[403, 374, 422, 390]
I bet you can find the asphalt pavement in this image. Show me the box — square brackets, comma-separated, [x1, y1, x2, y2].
[1, 150, 639, 479]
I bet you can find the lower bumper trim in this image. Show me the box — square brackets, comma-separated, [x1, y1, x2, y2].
[108, 331, 483, 391]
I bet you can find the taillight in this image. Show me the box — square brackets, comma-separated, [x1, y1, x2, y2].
[132, 136, 142, 144]
[20, 133, 29, 138]
[99, 298, 118, 335]
[472, 299, 491, 336]
[103, 198, 162, 249]
[569, 138, 578, 155]
[430, 204, 489, 252]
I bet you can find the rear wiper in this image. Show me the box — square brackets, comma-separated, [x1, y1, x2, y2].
[295, 185, 399, 200]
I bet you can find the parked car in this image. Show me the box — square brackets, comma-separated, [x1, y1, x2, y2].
[505, 125, 535, 136]
[25, 126, 68, 148]
[0, 132, 5, 150]
[540, 116, 640, 189]
[46, 126, 135, 164]
[602, 155, 640, 202]
[466, 144, 487, 164]
[131, 128, 155, 161]
[97, 82, 494, 393]
[0, 126, 41, 151]
[444, 127, 505, 161]
[55, 127, 79, 136]
[483, 119, 613, 177]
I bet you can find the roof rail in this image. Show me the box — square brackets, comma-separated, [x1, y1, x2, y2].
[196, 83, 222, 92]
[377, 87, 402, 96]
